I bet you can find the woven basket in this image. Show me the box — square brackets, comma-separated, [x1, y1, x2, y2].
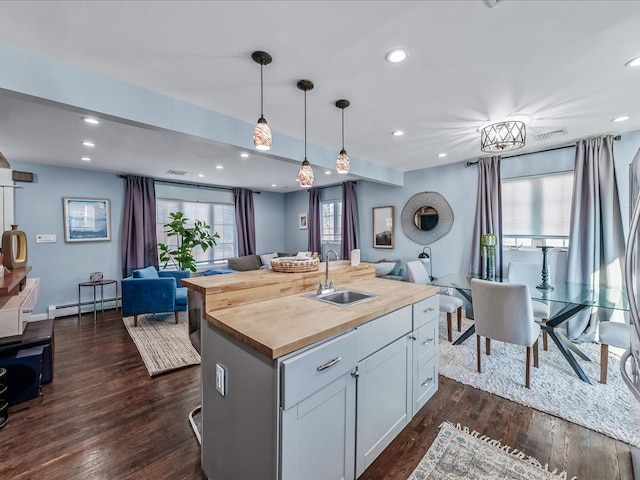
[271, 256, 320, 273]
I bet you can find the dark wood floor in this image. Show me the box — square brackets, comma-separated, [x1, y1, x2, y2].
[0, 311, 635, 479]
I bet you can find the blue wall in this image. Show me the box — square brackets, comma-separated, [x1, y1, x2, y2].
[13, 160, 286, 316]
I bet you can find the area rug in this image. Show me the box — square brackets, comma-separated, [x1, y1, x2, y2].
[122, 312, 200, 377]
[438, 313, 640, 447]
[408, 422, 575, 480]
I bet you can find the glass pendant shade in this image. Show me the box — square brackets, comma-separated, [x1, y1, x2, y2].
[480, 121, 526, 153]
[336, 149, 350, 174]
[253, 116, 272, 151]
[298, 159, 314, 188]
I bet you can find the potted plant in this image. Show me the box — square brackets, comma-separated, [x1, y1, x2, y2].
[158, 211, 220, 273]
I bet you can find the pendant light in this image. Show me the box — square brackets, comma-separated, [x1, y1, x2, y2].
[252, 51, 273, 151]
[297, 80, 314, 188]
[335, 99, 350, 174]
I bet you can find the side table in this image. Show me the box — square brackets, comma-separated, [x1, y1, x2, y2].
[78, 279, 119, 321]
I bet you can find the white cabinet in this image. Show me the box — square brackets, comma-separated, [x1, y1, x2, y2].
[355, 335, 412, 477]
[0, 277, 39, 338]
[411, 297, 439, 416]
[281, 330, 358, 480]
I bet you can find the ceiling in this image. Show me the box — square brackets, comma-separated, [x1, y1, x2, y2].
[0, 0, 639, 192]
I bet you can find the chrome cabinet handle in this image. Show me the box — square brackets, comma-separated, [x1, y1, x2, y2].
[409, 335, 417, 340]
[423, 307, 435, 313]
[421, 377, 433, 387]
[317, 356, 342, 372]
[422, 338, 434, 345]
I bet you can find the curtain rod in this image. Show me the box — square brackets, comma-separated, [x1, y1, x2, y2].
[465, 134, 622, 166]
[316, 180, 357, 191]
[119, 175, 260, 194]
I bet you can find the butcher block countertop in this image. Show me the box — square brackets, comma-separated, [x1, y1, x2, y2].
[182, 262, 438, 359]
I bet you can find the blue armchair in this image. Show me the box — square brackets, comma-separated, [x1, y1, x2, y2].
[121, 266, 190, 327]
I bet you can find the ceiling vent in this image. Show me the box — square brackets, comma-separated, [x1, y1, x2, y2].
[534, 128, 568, 141]
[166, 169, 188, 176]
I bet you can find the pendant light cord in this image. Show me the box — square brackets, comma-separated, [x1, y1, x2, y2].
[260, 64, 264, 117]
[341, 109, 345, 150]
[304, 89, 307, 160]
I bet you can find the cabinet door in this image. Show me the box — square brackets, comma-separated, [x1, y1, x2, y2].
[355, 335, 411, 477]
[281, 372, 356, 480]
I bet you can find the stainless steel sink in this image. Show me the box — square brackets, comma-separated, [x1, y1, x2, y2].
[304, 289, 377, 307]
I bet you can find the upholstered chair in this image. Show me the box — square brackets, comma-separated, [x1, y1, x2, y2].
[507, 262, 551, 350]
[470, 278, 540, 388]
[598, 321, 631, 384]
[406, 261, 463, 342]
[121, 266, 189, 327]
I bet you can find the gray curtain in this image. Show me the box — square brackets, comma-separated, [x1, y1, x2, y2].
[121, 176, 158, 278]
[469, 156, 503, 278]
[567, 135, 625, 340]
[341, 181, 358, 260]
[234, 188, 256, 256]
[308, 187, 322, 254]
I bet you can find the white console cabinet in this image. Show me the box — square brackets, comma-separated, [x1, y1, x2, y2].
[0, 277, 40, 338]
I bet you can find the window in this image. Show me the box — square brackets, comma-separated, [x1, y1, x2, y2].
[502, 171, 573, 248]
[321, 200, 342, 244]
[156, 198, 236, 264]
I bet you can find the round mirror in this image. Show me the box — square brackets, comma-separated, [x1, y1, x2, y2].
[414, 206, 439, 231]
[401, 192, 453, 244]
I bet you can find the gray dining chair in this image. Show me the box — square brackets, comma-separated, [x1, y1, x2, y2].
[406, 261, 463, 342]
[599, 321, 631, 384]
[507, 262, 550, 351]
[470, 278, 540, 388]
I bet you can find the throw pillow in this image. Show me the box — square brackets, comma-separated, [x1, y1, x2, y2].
[133, 266, 159, 279]
[374, 262, 396, 277]
[379, 259, 402, 277]
[227, 254, 262, 271]
[259, 252, 278, 268]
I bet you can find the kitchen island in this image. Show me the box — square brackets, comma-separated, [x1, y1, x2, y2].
[182, 261, 439, 480]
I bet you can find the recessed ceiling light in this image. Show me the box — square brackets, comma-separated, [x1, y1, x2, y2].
[325, 170, 332, 175]
[271, 184, 277, 187]
[198, 174, 205, 178]
[83, 117, 100, 125]
[240, 152, 249, 158]
[625, 56, 640, 67]
[391, 130, 404, 136]
[82, 141, 95, 147]
[438, 153, 447, 158]
[216, 165, 224, 170]
[385, 49, 408, 63]
[612, 116, 630, 122]
[80, 156, 91, 162]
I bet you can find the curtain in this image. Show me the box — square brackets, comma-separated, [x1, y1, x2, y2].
[308, 187, 322, 254]
[567, 135, 625, 340]
[121, 176, 158, 278]
[341, 181, 358, 260]
[234, 188, 256, 256]
[469, 156, 503, 278]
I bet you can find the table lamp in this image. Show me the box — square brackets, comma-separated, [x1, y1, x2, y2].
[418, 246, 434, 281]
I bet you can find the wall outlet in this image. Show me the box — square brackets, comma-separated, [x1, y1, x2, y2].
[36, 234, 56, 243]
[216, 363, 226, 396]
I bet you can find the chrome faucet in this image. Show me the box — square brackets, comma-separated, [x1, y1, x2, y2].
[316, 249, 339, 295]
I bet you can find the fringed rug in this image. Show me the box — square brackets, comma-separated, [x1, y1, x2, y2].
[439, 313, 640, 447]
[408, 422, 575, 480]
[122, 312, 200, 377]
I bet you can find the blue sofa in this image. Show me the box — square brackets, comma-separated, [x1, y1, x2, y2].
[121, 266, 189, 327]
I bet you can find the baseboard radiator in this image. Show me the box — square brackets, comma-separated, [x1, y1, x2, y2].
[48, 297, 120, 319]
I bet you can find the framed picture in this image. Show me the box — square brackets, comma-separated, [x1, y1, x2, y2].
[63, 197, 111, 242]
[299, 213, 308, 230]
[373, 206, 394, 249]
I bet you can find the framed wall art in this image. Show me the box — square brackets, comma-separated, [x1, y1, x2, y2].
[299, 213, 308, 230]
[373, 206, 394, 249]
[63, 197, 111, 242]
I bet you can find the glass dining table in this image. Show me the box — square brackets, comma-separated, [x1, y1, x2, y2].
[430, 273, 629, 384]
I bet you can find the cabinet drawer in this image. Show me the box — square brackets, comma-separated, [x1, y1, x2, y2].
[413, 295, 438, 329]
[281, 330, 358, 410]
[413, 356, 438, 415]
[413, 320, 437, 372]
[357, 306, 412, 360]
